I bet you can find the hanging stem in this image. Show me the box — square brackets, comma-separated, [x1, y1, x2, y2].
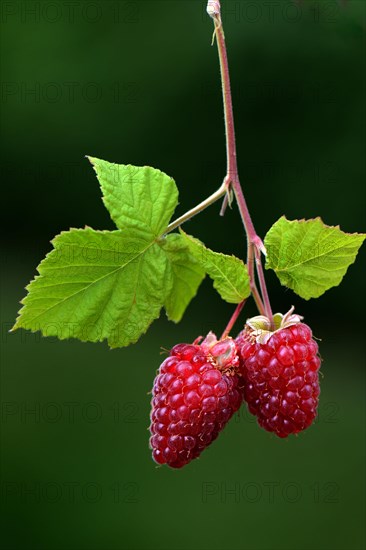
[247, 243, 266, 316]
[221, 300, 246, 339]
[208, 1, 274, 327]
[211, 6, 256, 240]
[254, 246, 273, 322]
[162, 1, 274, 331]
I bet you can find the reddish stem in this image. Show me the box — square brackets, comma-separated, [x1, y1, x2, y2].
[214, 13, 257, 241]
[221, 300, 246, 339]
[254, 246, 273, 322]
[247, 243, 266, 315]
[209, 3, 273, 326]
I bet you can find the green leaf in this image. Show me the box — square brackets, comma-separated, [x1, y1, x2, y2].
[88, 157, 178, 238]
[265, 216, 366, 299]
[180, 230, 250, 303]
[13, 228, 174, 348]
[12, 159, 208, 347]
[161, 233, 206, 322]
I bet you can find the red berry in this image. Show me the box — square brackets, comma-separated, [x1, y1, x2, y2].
[149, 333, 243, 468]
[236, 310, 321, 438]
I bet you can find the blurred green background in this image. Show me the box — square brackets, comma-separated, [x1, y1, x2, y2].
[1, 1, 365, 549]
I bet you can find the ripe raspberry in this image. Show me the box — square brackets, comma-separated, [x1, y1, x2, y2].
[149, 333, 243, 468]
[236, 308, 321, 438]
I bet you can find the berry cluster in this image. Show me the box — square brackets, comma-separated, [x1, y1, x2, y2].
[149, 310, 321, 468]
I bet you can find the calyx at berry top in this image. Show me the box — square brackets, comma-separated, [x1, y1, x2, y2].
[245, 307, 304, 345]
[196, 332, 239, 371]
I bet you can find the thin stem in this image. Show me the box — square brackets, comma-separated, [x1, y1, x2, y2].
[254, 247, 274, 325]
[247, 244, 266, 316]
[214, 16, 238, 179]
[208, 1, 273, 324]
[231, 179, 258, 244]
[221, 300, 246, 339]
[212, 11, 257, 242]
[165, 182, 227, 234]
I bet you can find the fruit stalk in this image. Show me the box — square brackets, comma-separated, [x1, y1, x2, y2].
[221, 300, 246, 339]
[247, 243, 266, 315]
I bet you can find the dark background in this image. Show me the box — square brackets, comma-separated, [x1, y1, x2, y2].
[1, 1, 365, 549]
